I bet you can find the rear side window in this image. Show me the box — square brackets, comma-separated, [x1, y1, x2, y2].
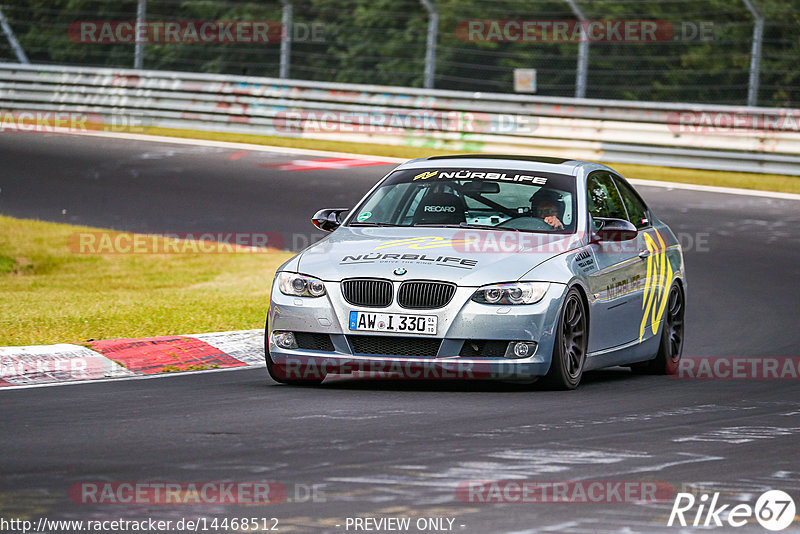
[586, 172, 627, 229]
[613, 177, 650, 229]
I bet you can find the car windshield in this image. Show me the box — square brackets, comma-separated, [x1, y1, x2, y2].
[348, 167, 577, 233]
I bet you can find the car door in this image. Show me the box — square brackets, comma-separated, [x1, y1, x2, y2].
[611, 175, 666, 344]
[585, 171, 643, 351]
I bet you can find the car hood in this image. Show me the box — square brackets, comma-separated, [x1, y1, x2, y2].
[296, 227, 581, 286]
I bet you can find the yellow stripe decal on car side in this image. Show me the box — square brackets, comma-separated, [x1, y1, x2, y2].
[640, 229, 673, 342]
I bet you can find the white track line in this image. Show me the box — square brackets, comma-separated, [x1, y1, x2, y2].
[57, 129, 407, 163]
[627, 178, 800, 201]
[52, 129, 800, 201]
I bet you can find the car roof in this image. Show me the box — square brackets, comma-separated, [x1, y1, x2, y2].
[395, 154, 613, 176]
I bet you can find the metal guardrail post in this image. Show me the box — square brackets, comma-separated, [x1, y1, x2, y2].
[0, 7, 29, 64]
[742, 0, 764, 107]
[280, 0, 293, 79]
[134, 0, 146, 69]
[419, 0, 438, 89]
[565, 0, 588, 99]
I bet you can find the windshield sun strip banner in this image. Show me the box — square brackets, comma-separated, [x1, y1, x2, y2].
[387, 168, 576, 191]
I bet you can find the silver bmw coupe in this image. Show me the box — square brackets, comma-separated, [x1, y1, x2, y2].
[266, 155, 685, 389]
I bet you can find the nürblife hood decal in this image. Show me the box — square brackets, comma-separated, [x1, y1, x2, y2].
[297, 227, 580, 286]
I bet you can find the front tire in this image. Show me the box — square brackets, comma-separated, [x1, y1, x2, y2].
[632, 282, 685, 375]
[264, 318, 325, 386]
[542, 288, 588, 390]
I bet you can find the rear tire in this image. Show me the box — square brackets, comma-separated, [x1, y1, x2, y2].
[264, 318, 325, 386]
[631, 282, 685, 375]
[542, 288, 588, 390]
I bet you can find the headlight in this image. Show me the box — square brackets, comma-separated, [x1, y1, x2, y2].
[278, 272, 326, 297]
[472, 282, 549, 305]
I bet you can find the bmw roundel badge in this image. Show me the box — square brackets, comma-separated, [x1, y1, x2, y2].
[393, 267, 407, 276]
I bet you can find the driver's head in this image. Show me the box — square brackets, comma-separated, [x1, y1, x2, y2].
[534, 200, 558, 218]
[530, 189, 564, 219]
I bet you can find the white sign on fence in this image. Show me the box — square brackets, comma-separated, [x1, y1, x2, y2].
[514, 69, 536, 93]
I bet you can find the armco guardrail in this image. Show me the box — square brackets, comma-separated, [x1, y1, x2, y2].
[2, 63, 800, 175]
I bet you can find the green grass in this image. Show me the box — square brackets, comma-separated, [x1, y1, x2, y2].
[141, 126, 800, 195]
[0, 215, 292, 346]
[0, 253, 18, 274]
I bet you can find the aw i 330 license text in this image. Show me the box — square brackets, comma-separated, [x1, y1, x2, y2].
[266, 155, 686, 389]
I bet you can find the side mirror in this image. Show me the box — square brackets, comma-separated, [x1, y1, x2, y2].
[312, 208, 349, 232]
[593, 217, 638, 242]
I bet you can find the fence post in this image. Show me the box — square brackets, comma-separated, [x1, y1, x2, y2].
[419, 0, 438, 89]
[280, 0, 293, 79]
[741, 0, 763, 106]
[565, 0, 588, 98]
[134, 0, 146, 69]
[0, 7, 29, 63]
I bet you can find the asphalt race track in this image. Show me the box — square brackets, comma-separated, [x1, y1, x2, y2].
[1, 132, 799, 533]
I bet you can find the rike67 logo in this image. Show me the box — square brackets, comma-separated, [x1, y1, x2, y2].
[668, 490, 796, 531]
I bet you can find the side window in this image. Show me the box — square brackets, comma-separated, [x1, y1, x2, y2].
[613, 177, 650, 229]
[586, 172, 627, 229]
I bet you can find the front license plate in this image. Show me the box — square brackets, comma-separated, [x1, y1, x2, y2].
[349, 311, 437, 335]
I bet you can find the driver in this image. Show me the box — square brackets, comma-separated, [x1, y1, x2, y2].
[530, 191, 565, 229]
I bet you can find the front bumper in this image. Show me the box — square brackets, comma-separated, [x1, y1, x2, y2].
[268, 279, 568, 380]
